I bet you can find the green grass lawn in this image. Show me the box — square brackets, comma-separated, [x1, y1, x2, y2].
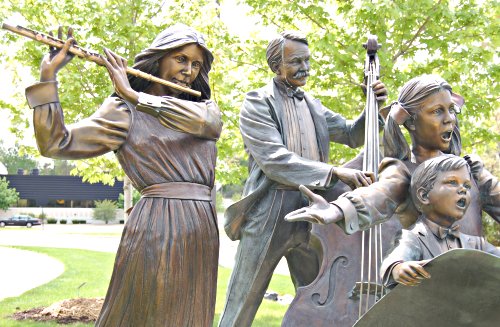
[0, 246, 294, 326]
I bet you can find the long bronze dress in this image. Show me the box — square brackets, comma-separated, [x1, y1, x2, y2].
[26, 81, 222, 326]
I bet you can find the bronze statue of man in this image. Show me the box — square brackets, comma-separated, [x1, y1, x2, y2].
[220, 31, 387, 327]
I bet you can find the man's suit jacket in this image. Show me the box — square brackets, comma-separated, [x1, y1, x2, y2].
[224, 81, 368, 240]
[381, 218, 500, 287]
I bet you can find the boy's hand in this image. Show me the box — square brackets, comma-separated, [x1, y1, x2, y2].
[392, 260, 431, 286]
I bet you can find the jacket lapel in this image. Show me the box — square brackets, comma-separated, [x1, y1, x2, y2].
[416, 222, 442, 258]
[304, 94, 329, 162]
[267, 82, 287, 144]
[459, 233, 478, 250]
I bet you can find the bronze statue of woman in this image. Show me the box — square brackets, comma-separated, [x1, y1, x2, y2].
[25, 24, 222, 326]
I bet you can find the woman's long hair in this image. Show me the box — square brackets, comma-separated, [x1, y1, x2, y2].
[383, 75, 462, 160]
[128, 23, 214, 102]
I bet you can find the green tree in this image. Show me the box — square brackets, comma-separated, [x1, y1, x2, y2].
[117, 189, 141, 209]
[0, 142, 37, 174]
[0, 0, 498, 186]
[0, 177, 19, 210]
[40, 159, 76, 175]
[239, 0, 499, 165]
[92, 199, 118, 224]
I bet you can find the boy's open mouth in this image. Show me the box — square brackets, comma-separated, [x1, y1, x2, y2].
[441, 130, 452, 142]
[457, 197, 467, 209]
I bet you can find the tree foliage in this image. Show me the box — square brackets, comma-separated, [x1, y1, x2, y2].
[0, 141, 37, 174]
[117, 189, 141, 209]
[0, 177, 19, 210]
[0, 0, 498, 188]
[92, 199, 118, 224]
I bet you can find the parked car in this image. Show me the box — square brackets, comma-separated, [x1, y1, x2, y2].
[0, 215, 41, 228]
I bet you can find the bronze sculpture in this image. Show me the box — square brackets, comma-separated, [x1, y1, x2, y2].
[284, 75, 500, 326]
[281, 36, 389, 327]
[220, 31, 387, 327]
[380, 154, 500, 288]
[286, 75, 500, 237]
[25, 24, 222, 326]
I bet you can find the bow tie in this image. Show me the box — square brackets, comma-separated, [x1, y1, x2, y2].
[286, 88, 305, 101]
[438, 224, 460, 239]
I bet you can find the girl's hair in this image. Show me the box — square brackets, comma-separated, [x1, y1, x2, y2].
[382, 75, 462, 160]
[127, 23, 214, 102]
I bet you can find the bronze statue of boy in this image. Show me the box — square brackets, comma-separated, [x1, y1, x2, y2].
[380, 154, 500, 288]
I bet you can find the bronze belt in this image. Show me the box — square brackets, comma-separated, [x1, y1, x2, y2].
[140, 182, 212, 201]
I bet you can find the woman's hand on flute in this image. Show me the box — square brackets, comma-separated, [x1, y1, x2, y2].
[40, 26, 75, 82]
[102, 48, 139, 105]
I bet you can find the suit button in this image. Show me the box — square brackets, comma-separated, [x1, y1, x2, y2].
[314, 180, 320, 186]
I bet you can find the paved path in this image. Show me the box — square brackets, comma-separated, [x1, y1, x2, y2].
[0, 246, 64, 301]
[0, 219, 290, 300]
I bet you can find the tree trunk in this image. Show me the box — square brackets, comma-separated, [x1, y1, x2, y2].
[123, 175, 133, 223]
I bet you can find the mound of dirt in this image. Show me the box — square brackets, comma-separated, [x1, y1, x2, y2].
[12, 297, 104, 324]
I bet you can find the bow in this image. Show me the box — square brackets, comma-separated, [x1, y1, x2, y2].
[438, 224, 461, 239]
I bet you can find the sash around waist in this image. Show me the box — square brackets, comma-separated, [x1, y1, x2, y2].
[140, 182, 212, 201]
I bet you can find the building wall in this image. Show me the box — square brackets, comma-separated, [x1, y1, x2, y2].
[1, 174, 124, 207]
[0, 207, 124, 222]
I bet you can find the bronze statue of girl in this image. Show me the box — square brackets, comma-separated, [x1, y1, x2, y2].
[26, 24, 222, 326]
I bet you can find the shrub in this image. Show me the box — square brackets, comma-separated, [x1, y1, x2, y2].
[71, 219, 79, 224]
[60, 219, 67, 224]
[0, 177, 19, 210]
[47, 218, 57, 224]
[93, 200, 118, 224]
[483, 214, 500, 246]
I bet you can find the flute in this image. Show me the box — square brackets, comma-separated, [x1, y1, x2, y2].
[1, 22, 202, 98]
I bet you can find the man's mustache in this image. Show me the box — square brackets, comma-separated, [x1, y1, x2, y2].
[293, 70, 309, 79]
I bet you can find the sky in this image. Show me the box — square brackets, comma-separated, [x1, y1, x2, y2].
[0, 65, 35, 149]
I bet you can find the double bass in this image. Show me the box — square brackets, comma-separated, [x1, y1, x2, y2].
[282, 36, 401, 327]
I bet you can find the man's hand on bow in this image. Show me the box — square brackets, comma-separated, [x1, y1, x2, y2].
[360, 79, 388, 108]
[333, 167, 375, 189]
[285, 185, 343, 225]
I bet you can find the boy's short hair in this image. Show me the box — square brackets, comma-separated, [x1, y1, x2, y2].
[410, 154, 471, 211]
